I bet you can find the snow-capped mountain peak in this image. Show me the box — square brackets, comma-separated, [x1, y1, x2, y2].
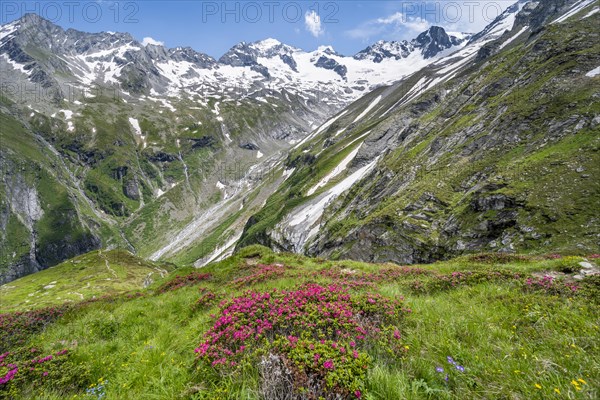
[0, 14, 470, 108]
[354, 26, 471, 63]
[251, 38, 282, 51]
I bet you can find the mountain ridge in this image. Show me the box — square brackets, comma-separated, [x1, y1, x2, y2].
[236, 0, 600, 263]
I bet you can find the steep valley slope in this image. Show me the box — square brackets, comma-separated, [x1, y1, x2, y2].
[238, 0, 600, 263]
[0, 13, 469, 283]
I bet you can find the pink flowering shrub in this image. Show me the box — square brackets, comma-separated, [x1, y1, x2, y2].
[194, 283, 408, 398]
[0, 307, 69, 352]
[523, 275, 588, 296]
[409, 270, 521, 293]
[270, 338, 371, 398]
[231, 264, 287, 288]
[521, 273, 600, 302]
[156, 272, 211, 293]
[0, 347, 91, 398]
[192, 288, 220, 310]
[314, 266, 433, 290]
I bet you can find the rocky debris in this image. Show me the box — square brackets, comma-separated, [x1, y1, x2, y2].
[123, 179, 140, 201]
[471, 193, 518, 212]
[240, 142, 260, 151]
[148, 152, 176, 162]
[573, 261, 600, 280]
[143, 272, 154, 288]
[279, 54, 297, 72]
[189, 136, 216, 149]
[258, 353, 294, 400]
[314, 56, 348, 80]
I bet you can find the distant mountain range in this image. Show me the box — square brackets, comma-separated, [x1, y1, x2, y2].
[0, 13, 470, 104]
[1, 0, 598, 285]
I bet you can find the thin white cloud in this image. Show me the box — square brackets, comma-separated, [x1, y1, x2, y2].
[376, 12, 404, 25]
[346, 2, 513, 42]
[346, 11, 430, 41]
[377, 12, 430, 33]
[141, 36, 164, 47]
[305, 10, 324, 38]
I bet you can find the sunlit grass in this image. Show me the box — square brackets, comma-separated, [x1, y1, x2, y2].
[1, 246, 598, 399]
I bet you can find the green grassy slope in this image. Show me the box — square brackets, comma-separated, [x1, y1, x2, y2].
[0, 247, 598, 399]
[0, 250, 174, 312]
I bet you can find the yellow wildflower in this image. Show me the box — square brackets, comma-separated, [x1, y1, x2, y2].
[554, 388, 560, 394]
[577, 378, 587, 385]
[535, 383, 542, 389]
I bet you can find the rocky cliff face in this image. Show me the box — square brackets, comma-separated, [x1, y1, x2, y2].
[0, 117, 101, 284]
[354, 27, 471, 63]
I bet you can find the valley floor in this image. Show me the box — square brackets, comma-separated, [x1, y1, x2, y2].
[0, 247, 598, 399]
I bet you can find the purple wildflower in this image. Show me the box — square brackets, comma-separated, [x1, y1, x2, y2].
[436, 366, 444, 373]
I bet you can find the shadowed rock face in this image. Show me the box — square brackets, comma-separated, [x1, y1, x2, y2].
[414, 26, 456, 59]
[315, 56, 348, 80]
[354, 27, 471, 63]
[0, 158, 101, 284]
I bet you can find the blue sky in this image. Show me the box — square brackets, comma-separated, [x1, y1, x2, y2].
[1, 1, 516, 57]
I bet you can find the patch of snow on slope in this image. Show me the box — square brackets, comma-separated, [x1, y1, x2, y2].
[293, 110, 348, 149]
[553, 0, 595, 23]
[281, 157, 379, 251]
[499, 26, 529, 49]
[196, 231, 244, 267]
[315, 110, 348, 135]
[283, 168, 296, 180]
[1, 53, 30, 75]
[59, 110, 74, 120]
[128, 117, 141, 135]
[586, 66, 600, 77]
[147, 96, 176, 112]
[0, 22, 18, 40]
[307, 144, 362, 196]
[382, 77, 429, 117]
[352, 95, 382, 123]
[334, 128, 346, 137]
[581, 6, 599, 18]
[478, 1, 525, 40]
[128, 117, 146, 148]
[257, 151, 264, 159]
